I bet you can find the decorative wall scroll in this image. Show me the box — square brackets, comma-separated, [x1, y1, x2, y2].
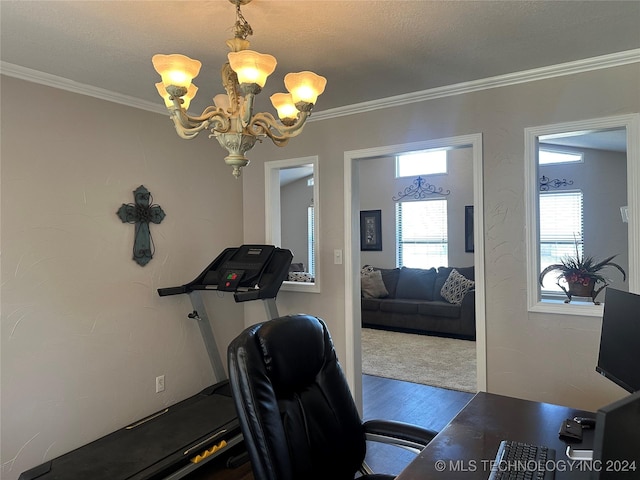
[117, 185, 166, 266]
[539, 175, 574, 191]
[392, 176, 450, 201]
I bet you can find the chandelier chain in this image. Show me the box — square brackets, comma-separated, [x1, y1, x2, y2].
[233, 2, 253, 40]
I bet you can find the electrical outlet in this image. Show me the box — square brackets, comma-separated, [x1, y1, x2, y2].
[155, 375, 165, 393]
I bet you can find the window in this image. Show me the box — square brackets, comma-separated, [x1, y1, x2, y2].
[539, 148, 583, 165]
[539, 191, 583, 293]
[265, 156, 320, 292]
[396, 150, 447, 177]
[307, 205, 315, 276]
[396, 199, 448, 268]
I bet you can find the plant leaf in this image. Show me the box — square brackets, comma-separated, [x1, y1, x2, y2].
[539, 264, 564, 286]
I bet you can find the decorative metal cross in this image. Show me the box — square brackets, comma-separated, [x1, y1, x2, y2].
[117, 185, 166, 266]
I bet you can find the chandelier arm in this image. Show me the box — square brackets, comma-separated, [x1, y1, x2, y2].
[248, 111, 310, 144]
[169, 109, 231, 139]
[172, 124, 205, 140]
[171, 106, 229, 125]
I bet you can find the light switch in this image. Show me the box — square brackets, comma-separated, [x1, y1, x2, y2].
[334, 249, 343, 265]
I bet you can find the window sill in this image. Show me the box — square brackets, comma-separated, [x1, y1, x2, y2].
[280, 281, 321, 293]
[529, 298, 603, 317]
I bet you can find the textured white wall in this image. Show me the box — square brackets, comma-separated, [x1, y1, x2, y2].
[241, 63, 640, 412]
[1, 77, 244, 479]
[3, 62, 639, 480]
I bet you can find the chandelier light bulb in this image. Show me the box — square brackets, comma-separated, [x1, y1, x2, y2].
[152, 54, 202, 95]
[270, 93, 298, 125]
[228, 50, 277, 88]
[284, 71, 327, 107]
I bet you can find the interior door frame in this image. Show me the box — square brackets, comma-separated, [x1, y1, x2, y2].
[343, 134, 486, 408]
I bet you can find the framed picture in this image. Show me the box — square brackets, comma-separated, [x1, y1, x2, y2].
[360, 210, 382, 251]
[465, 205, 474, 253]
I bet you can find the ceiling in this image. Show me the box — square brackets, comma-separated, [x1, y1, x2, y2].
[1, 1, 639, 117]
[541, 129, 628, 153]
[280, 164, 314, 186]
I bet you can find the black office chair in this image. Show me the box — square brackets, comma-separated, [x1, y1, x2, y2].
[227, 314, 438, 480]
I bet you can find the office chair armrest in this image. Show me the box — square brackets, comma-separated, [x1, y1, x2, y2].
[363, 419, 437, 454]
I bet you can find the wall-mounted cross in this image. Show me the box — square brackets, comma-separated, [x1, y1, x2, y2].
[117, 185, 166, 266]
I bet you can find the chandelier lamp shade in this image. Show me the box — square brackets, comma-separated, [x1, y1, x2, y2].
[152, 0, 327, 178]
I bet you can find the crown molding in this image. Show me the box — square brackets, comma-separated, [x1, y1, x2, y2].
[2, 49, 639, 120]
[0, 62, 167, 115]
[311, 49, 640, 121]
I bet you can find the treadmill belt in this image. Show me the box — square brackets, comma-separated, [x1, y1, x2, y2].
[31, 389, 239, 480]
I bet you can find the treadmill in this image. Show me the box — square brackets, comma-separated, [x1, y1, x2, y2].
[19, 245, 292, 480]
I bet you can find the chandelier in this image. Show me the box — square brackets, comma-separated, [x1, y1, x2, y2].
[152, 0, 327, 178]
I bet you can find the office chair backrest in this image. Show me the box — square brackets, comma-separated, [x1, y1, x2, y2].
[227, 314, 367, 480]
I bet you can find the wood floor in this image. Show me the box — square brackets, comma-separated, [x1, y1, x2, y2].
[185, 375, 473, 479]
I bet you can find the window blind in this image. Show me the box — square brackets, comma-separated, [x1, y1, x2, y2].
[396, 199, 448, 268]
[307, 205, 315, 276]
[539, 191, 583, 292]
[539, 191, 583, 244]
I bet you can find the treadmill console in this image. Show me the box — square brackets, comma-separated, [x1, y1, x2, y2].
[158, 244, 292, 302]
[209, 245, 276, 291]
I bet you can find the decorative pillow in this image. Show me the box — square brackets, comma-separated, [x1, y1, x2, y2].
[396, 267, 437, 301]
[379, 268, 401, 298]
[440, 269, 475, 304]
[361, 269, 389, 299]
[288, 272, 314, 282]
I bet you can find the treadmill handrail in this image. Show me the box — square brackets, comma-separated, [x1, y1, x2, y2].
[158, 284, 259, 296]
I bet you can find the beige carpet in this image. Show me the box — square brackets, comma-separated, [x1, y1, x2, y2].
[361, 328, 477, 393]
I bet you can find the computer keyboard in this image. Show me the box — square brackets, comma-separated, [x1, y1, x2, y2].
[488, 440, 556, 480]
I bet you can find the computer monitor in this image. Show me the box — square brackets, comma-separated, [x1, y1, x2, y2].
[596, 288, 640, 393]
[591, 390, 640, 479]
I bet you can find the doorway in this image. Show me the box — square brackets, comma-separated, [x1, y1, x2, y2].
[343, 134, 486, 408]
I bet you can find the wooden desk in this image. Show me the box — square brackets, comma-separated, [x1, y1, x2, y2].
[397, 392, 595, 479]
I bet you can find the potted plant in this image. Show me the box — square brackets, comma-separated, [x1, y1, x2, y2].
[539, 242, 626, 304]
